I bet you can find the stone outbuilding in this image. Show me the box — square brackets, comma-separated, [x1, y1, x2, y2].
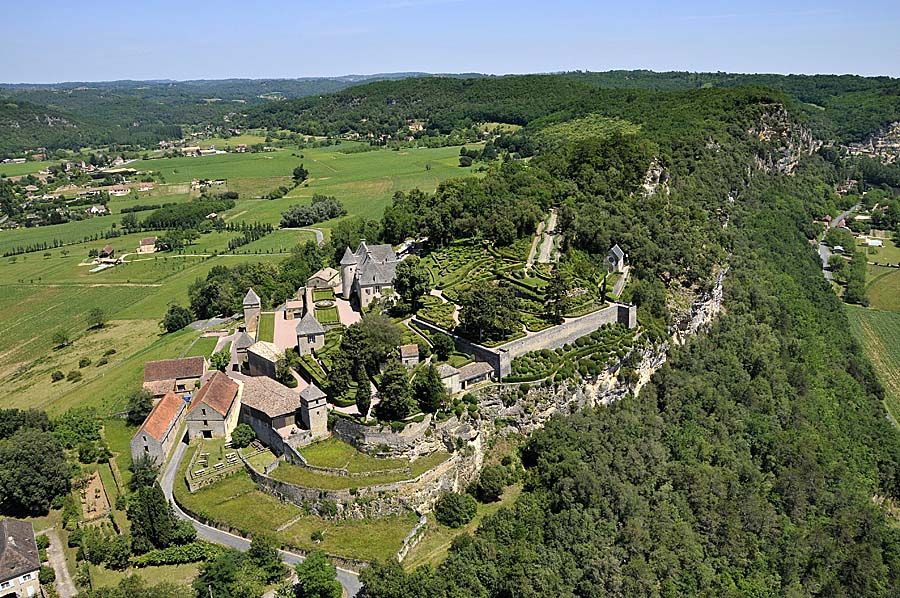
[607, 244, 626, 273]
[239, 376, 301, 451]
[247, 341, 282, 379]
[143, 356, 206, 398]
[299, 383, 328, 437]
[307, 267, 339, 289]
[0, 519, 40, 598]
[295, 312, 326, 355]
[137, 236, 157, 254]
[436, 364, 461, 395]
[400, 344, 420, 368]
[130, 391, 187, 464]
[457, 361, 495, 390]
[185, 371, 242, 440]
[232, 331, 255, 362]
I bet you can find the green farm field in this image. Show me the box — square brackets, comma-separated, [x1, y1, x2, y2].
[0, 160, 61, 177]
[846, 306, 900, 424]
[866, 265, 900, 312]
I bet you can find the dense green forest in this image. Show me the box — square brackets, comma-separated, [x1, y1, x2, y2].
[344, 80, 900, 595]
[244, 71, 899, 144]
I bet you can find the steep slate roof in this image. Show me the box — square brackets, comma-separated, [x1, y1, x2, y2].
[144, 356, 205, 382]
[609, 244, 625, 260]
[190, 371, 239, 416]
[299, 383, 327, 403]
[138, 391, 185, 442]
[247, 341, 281, 362]
[458, 361, 494, 381]
[356, 241, 397, 264]
[295, 312, 325, 336]
[436, 364, 460, 378]
[400, 344, 419, 358]
[0, 519, 40, 582]
[242, 377, 299, 419]
[357, 260, 397, 286]
[233, 332, 255, 351]
[243, 288, 261, 305]
[340, 247, 358, 265]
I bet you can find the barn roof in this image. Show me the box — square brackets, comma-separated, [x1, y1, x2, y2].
[137, 391, 185, 442]
[143, 356, 205, 382]
[190, 371, 239, 417]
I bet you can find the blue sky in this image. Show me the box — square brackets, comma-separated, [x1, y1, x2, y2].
[1, 0, 898, 82]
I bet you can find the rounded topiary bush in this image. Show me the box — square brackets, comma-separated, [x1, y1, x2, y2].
[434, 492, 477, 528]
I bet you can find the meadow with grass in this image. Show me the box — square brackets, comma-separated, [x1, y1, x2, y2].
[846, 306, 900, 424]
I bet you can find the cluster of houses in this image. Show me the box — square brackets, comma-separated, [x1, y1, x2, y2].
[131, 348, 329, 466]
[847, 121, 900, 165]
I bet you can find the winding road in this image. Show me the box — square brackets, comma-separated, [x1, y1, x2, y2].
[160, 442, 362, 597]
[818, 204, 859, 281]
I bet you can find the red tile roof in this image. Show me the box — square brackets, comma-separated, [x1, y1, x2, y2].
[190, 371, 239, 416]
[144, 356, 205, 382]
[138, 392, 185, 442]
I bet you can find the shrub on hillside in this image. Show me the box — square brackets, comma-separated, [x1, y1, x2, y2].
[434, 492, 477, 528]
[231, 424, 255, 449]
[471, 464, 508, 503]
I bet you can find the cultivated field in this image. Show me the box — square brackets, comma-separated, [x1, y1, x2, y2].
[846, 306, 900, 423]
[866, 265, 900, 312]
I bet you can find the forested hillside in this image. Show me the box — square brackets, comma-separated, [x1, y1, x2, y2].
[243, 72, 900, 144]
[352, 82, 900, 596]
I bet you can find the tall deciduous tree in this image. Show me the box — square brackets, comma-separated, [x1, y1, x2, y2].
[543, 267, 571, 324]
[375, 360, 414, 421]
[126, 389, 154, 425]
[393, 256, 430, 312]
[0, 428, 72, 514]
[458, 282, 521, 342]
[413, 364, 446, 413]
[294, 551, 341, 598]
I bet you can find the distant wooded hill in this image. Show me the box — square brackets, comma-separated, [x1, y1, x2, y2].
[244, 70, 900, 144]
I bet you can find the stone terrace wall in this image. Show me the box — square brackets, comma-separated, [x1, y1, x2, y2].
[414, 303, 636, 378]
[243, 446, 477, 519]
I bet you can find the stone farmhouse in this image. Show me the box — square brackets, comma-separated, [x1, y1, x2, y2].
[186, 371, 242, 440]
[130, 391, 187, 463]
[233, 331, 256, 363]
[143, 356, 207, 398]
[239, 376, 328, 454]
[137, 236, 157, 254]
[0, 519, 40, 598]
[340, 241, 399, 309]
[400, 344, 420, 368]
[436, 362, 495, 394]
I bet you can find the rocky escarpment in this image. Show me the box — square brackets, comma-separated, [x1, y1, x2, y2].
[749, 103, 821, 175]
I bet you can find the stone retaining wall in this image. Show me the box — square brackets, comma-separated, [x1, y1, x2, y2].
[413, 303, 636, 378]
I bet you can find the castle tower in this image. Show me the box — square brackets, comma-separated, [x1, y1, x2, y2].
[243, 288, 261, 333]
[299, 383, 328, 437]
[340, 247, 358, 300]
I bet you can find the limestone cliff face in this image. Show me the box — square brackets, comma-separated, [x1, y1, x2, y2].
[749, 104, 821, 175]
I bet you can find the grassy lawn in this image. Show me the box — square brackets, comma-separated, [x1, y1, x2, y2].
[866, 265, 900, 312]
[300, 438, 408, 472]
[89, 563, 198, 589]
[242, 447, 278, 471]
[863, 238, 900, 265]
[230, 229, 316, 254]
[272, 451, 450, 489]
[403, 484, 523, 570]
[257, 312, 275, 342]
[846, 306, 900, 424]
[173, 446, 415, 561]
[280, 512, 419, 563]
[314, 306, 339, 325]
[102, 417, 138, 491]
[0, 159, 62, 177]
[313, 288, 333, 302]
[186, 336, 219, 358]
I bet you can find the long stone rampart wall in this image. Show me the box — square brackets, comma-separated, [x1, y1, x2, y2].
[413, 303, 636, 378]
